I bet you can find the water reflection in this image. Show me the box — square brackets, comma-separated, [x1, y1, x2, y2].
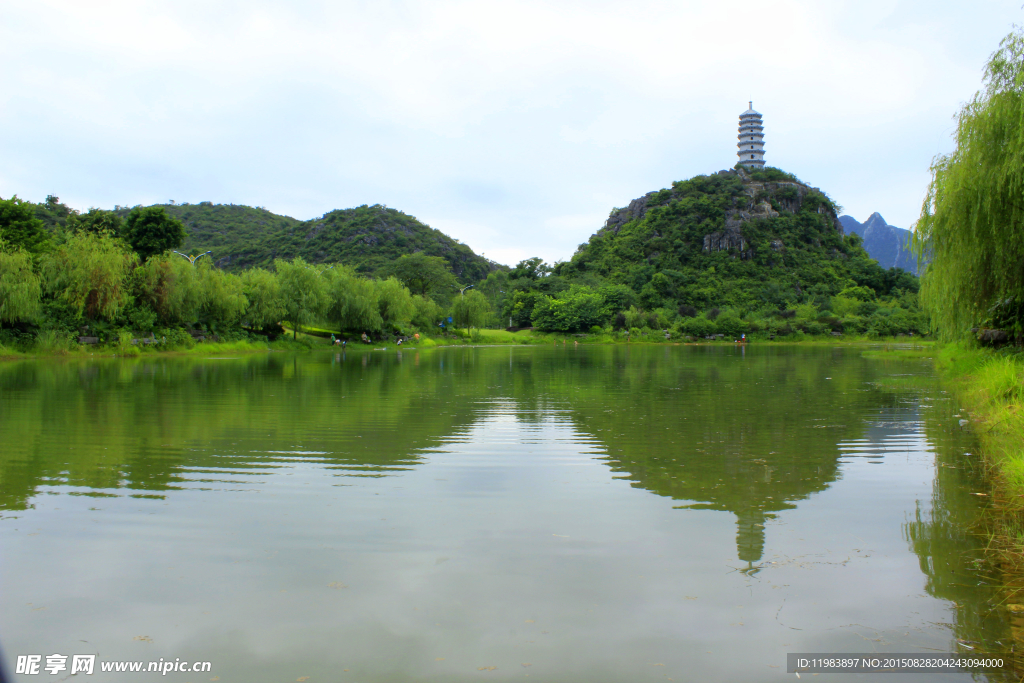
[502, 345, 906, 568]
[0, 345, 1014, 681]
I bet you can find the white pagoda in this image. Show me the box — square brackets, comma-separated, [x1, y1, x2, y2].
[737, 102, 765, 168]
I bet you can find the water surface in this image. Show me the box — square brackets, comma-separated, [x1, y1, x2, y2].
[0, 345, 1011, 681]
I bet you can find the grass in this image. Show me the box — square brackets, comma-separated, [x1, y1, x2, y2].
[937, 344, 1024, 490]
[926, 342, 1024, 578]
[0, 325, 935, 362]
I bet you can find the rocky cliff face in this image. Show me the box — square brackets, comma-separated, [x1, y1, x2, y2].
[601, 167, 843, 257]
[838, 212, 918, 274]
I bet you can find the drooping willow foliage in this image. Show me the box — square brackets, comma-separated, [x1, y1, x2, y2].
[914, 28, 1024, 340]
[0, 246, 40, 326]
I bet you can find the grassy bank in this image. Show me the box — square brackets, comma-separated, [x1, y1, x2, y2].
[0, 328, 933, 361]
[0, 337, 322, 361]
[936, 344, 1024, 498]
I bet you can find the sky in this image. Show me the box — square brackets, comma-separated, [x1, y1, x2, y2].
[1, 0, 1021, 266]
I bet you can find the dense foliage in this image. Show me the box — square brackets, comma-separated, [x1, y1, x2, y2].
[914, 28, 1024, 341]
[109, 201, 501, 282]
[1, 162, 925, 347]
[494, 167, 924, 337]
[0, 228, 458, 349]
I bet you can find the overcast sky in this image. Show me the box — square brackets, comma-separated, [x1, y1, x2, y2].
[1, 1, 1020, 266]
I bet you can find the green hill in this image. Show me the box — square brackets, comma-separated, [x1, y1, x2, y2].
[115, 201, 501, 281]
[558, 166, 917, 309]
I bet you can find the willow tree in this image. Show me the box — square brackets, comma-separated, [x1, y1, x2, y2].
[241, 267, 284, 330]
[914, 28, 1024, 339]
[197, 263, 248, 328]
[374, 277, 414, 332]
[0, 245, 41, 327]
[325, 266, 381, 333]
[275, 257, 329, 339]
[451, 289, 491, 330]
[42, 232, 137, 322]
[136, 254, 204, 325]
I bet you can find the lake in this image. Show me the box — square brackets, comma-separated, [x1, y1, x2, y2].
[0, 345, 1014, 681]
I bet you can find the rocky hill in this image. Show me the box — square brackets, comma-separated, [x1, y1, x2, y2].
[838, 212, 919, 274]
[120, 202, 501, 281]
[559, 166, 916, 309]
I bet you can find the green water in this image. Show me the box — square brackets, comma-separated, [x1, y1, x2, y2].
[0, 345, 1013, 681]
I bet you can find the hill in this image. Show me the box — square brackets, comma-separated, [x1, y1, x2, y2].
[838, 212, 918, 274]
[116, 202, 501, 281]
[558, 166, 917, 311]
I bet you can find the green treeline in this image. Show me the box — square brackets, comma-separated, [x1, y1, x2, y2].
[2, 139, 928, 350]
[0, 195, 505, 350]
[484, 167, 924, 338]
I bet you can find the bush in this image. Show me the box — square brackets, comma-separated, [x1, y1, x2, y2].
[160, 327, 196, 349]
[679, 316, 716, 338]
[715, 313, 747, 338]
[531, 286, 608, 332]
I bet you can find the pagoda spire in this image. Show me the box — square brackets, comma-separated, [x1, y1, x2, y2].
[737, 102, 765, 168]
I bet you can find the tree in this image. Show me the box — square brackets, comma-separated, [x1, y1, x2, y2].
[275, 258, 329, 339]
[531, 286, 608, 332]
[241, 268, 284, 329]
[914, 27, 1024, 339]
[410, 295, 443, 331]
[390, 253, 458, 300]
[479, 269, 510, 312]
[325, 266, 381, 333]
[0, 196, 50, 254]
[73, 208, 124, 236]
[375, 277, 414, 332]
[0, 245, 41, 326]
[502, 289, 546, 327]
[451, 289, 490, 329]
[509, 257, 550, 280]
[42, 232, 137, 321]
[198, 264, 248, 327]
[137, 254, 204, 325]
[123, 206, 187, 261]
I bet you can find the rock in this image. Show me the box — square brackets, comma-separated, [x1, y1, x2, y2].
[976, 328, 1009, 343]
[601, 193, 654, 235]
[703, 227, 747, 254]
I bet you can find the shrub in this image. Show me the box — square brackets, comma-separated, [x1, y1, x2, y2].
[715, 313, 747, 338]
[532, 286, 608, 332]
[679, 316, 716, 338]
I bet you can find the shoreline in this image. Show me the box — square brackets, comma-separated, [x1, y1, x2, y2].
[0, 333, 932, 364]
[933, 344, 1024, 544]
[867, 342, 1024, 610]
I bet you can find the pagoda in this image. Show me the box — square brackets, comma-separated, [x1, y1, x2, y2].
[737, 102, 765, 168]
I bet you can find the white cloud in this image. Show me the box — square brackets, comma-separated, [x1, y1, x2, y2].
[0, 0, 1020, 261]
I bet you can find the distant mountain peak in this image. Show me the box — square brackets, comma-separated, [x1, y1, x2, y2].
[864, 212, 889, 229]
[838, 213, 918, 274]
